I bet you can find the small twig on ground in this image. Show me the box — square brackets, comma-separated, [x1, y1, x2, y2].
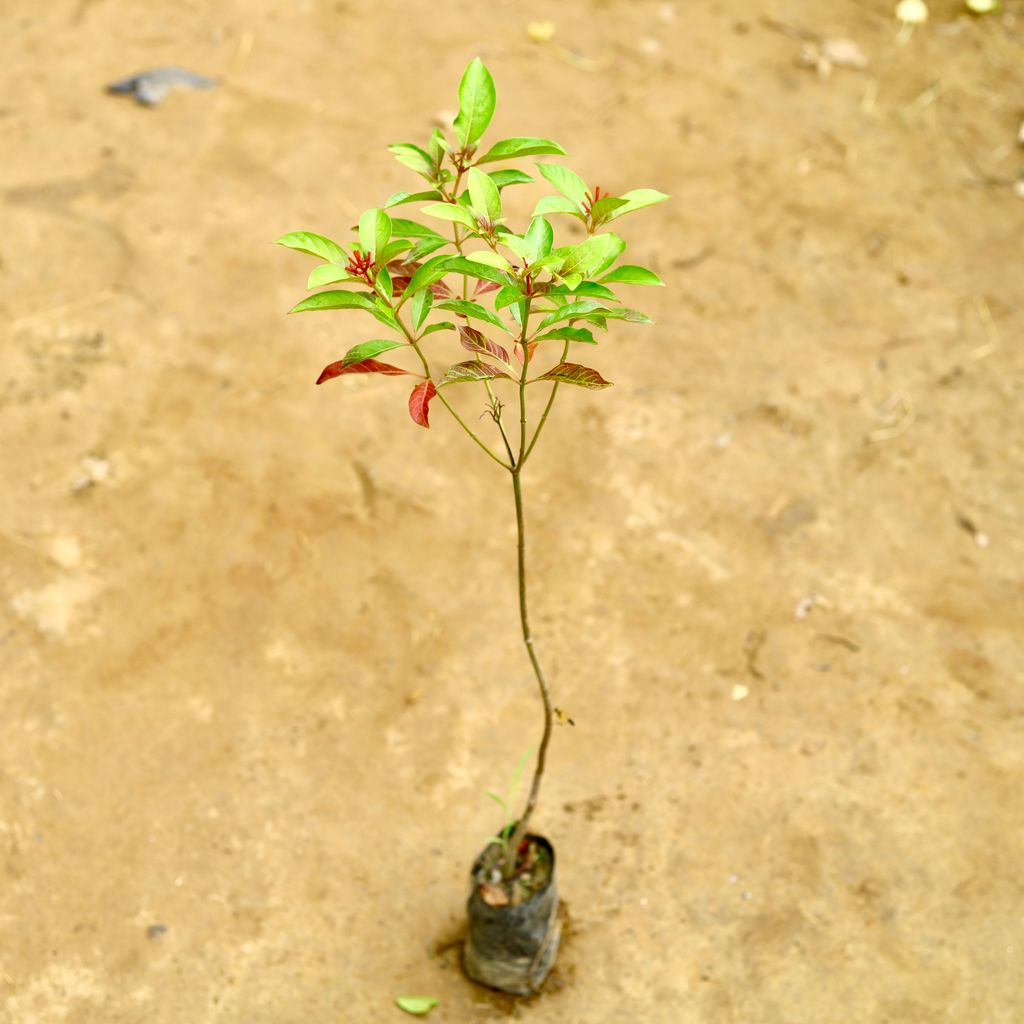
[10, 288, 115, 332]
[969, 296, 1000, 361]
[230, 30, 256, 74]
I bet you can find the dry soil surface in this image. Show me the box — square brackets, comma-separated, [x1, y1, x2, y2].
[2, 1, 1023, 1022]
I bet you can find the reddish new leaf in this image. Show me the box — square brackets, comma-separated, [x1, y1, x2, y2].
[317, 358, 410, 384]
[459, 326, 511, 367]
[440, 361, 513, 386]
[513, 342, 539, 364]
[535, 361, 612, 389]
[408, 379, 437, 428]
[474, 280, 501, 296]
[387, 259, 418, 299]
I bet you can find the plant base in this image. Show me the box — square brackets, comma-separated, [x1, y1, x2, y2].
[463, 834, 561, 995]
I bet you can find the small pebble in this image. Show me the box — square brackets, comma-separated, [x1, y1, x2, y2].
[146, 924, 167, 939]
[731, 684, 749, 702]
[527, 21, 556, 43]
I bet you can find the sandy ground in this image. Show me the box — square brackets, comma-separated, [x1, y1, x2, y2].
[2, 1, 1024, 1021]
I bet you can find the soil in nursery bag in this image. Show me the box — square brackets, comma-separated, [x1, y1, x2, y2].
[464, 835, 561, 996]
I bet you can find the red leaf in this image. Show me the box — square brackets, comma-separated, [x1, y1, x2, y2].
[316, 358, 410, 384]
[536, 361, 612, 389]
[474, 280, 501, 296]
[408, 380, 437, 428]
[459, 326, 511, 367]
[513, 342, 539, 365]
[440, 360, 512, 386]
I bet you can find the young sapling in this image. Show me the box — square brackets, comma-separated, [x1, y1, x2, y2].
[275, 57, 667, 990]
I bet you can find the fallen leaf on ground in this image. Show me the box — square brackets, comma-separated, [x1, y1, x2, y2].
[479, 883, 510, 907]
[395, 995, 439, 1016]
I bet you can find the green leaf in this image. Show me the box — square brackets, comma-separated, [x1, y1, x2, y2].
[466, 249, 509, 271]
[375, 266, 393, 303]
[592, 234, 626, 277]
[288, 290, 378, 314]
[377, 239, 414, 266]
[428, 128, 449, 163]
[590, 196, 630, 225]
[523, 216, 554, 262]
[370, 299, 400, 329]
[439, 360, 513, 386]
[411, 287, 432, 331]
[487, 169, 534, 190]
[307, 264, 355, 289]
[388, 143, 435, 178]
[340, 338, 404, 367]
[535, 361, 612, 389]
[496, 234, 533, 263]
[395, 995, 439, 1016]
[535, 299, 606, 331]
[549, 281, 618, 300]
[476, 137, 567, 163]
[599, 264, 664, 287]
[383, 189, 443, 209]
[467, 167, 501, 224]
[435, 299, 510, 332]
[536, 163, 589, 205]
[421, 202, 477, 229]
[422, 321, 456, 336]
[600, 306, 653, 323]
[536, 326, 597, 344]
[533, 194, 585, 219]
[548, 234, 622, 280]
[602, 188, 670, 222]
[407, 237, 448, 262]
[358, 209, 391, 258]
[401, 255, 453, 305]
[389, 217, 444, 239]
[440, 256, 508, 285]
[485, 791, 509, 812]
[274, 231, 348, 264]
[494, 284, 526, 310]
[453, 58, 496, 147]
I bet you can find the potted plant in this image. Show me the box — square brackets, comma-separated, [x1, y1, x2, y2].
[275, 58, 666, 995]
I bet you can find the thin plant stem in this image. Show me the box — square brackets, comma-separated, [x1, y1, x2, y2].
[502, 296, 555, 869]
[522, 340, 570, 465]
[392, 307, 511, 471]
[504, 465, 554, 870]
[442, 179, 515, 464]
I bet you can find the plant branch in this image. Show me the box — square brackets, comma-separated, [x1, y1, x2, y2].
[440, 171, 515, 464]
[393, 307, 511, 470]
[522, 340, 570, 465]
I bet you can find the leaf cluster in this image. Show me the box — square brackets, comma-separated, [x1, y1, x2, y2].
[275, 58, 668, 452]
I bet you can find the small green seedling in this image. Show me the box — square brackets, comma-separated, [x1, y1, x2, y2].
[276, 58, 667, 883]
[485, 748, 534, 859]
